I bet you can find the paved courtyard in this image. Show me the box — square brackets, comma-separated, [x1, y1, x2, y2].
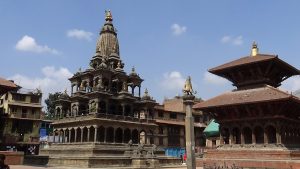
[10, 165, 203, 169]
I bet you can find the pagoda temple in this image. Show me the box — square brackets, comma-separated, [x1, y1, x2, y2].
[194, 43, 300, 168]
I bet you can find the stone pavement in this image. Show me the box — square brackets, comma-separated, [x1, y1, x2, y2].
[10, 165, 204, 169]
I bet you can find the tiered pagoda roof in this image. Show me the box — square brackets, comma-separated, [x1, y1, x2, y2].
[209, 43, 300, 88]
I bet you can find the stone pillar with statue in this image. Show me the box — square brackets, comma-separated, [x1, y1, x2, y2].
[183, 76, 196, 169]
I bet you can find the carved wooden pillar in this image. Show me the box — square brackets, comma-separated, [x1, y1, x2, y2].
[58, 130, 61, 143]
[252, 130, 256, 144]
[264, 128, 268, 144]
[276, 126, 282, 144]
[241, 128, 245, 145]
[229, 130, 233, 145]
[220, 133, 224, 145]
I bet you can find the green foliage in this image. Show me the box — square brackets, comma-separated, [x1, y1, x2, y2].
[44, 92, 61, 119]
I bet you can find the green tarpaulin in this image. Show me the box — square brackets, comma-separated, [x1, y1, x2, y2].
[203, 119, 219, 137]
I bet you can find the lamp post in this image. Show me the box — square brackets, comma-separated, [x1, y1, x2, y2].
[183, 76, 196, 169]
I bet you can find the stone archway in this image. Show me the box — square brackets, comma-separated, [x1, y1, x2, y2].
[97, 126, 105, 142]
[115, 128, 123, 143]
[124, 128, 131, 143]
[106, 127, 114, 143]
[82, 127, 88, 142]
[70, 128, 75, 142]
[132, 129, 139, 144]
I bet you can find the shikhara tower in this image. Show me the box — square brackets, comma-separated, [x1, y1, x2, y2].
[52, 10, 157, 146]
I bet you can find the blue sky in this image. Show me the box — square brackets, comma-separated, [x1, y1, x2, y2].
[1, 0, 300, 104]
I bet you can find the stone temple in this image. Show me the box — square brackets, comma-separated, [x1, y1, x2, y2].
[40, 11, 180, 168]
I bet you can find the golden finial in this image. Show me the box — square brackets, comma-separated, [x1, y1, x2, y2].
[131, 66, 136, 74]
[251, 41, 259, 56]
[183, 76, 196, 95]
[105, 10, 113, 21]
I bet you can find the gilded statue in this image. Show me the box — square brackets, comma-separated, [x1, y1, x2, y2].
[183, 76, 196, 95]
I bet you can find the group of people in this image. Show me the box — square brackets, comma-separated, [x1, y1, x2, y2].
[0, 154, 9, 169]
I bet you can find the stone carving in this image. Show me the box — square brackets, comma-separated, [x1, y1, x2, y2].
[97, 78, 104, 90]
[149, 144, 157, 157]
[127, 139, 133, 147]
[90, 101, 97, 113]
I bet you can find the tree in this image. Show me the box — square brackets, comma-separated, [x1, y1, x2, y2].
[44, 92, 61, 119]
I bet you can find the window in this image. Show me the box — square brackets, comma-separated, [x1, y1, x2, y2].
[0, 99, 3, 105]
[11, 107, 17, 113]
[170, 112, 177, 119]
[12, 94, 26, 101]
[31, 96, 40, 103]
[158, 112, 164, 118]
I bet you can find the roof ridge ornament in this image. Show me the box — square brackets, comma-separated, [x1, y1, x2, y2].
[251, 41, 259, 56]
[105, 10, 113, 21]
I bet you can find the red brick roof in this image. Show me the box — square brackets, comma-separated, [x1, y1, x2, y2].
[0, 77, 18, 88]
[209, 54, 299, 75]
[193, 85, 299, 109]
[209, 54, 276, 72]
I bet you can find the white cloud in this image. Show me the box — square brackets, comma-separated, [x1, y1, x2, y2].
[220, 35, 243, 46]
[67, 29, 93, 41]
[203, 72, 228, 85]
[160, 71, 186, 91]
[171, 24, 187, 36]
[280, 76, 300, 93]
[9, 66, 73, 106]
[15, 35, 59, 54]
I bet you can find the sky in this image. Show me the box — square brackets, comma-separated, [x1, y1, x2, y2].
[1, 0, 300, 105]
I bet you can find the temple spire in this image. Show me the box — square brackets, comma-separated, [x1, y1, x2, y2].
[105, 10, 113, 21]
[251, 41, 259, 56]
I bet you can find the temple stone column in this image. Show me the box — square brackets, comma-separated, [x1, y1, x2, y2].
[94, 126, 98, 142]
[58, 131, 61, 143]
[80, 127, 84, 143]
[74, 129, 77, 142]
[87, 127, 91, 142]
[62, 129, 66, 143]
[69, 129, 71, 143]
[183, 94, 196, 169]
[104, 128, 107, 143]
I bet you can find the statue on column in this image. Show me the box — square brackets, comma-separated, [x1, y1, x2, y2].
[183, 76, 196, 96]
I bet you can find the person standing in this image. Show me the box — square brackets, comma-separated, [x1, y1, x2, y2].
[0, 154, 10, 169]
